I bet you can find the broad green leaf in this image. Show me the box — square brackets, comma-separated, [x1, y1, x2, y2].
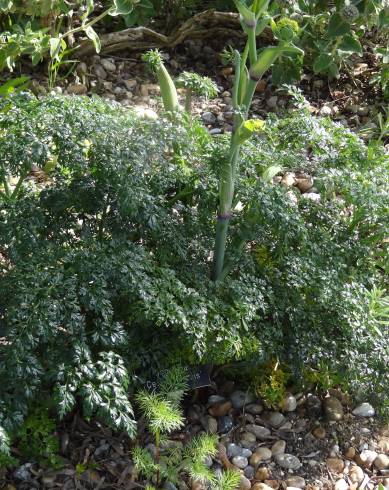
[44, 154, 58, 174]
[49, 37, 61, 59]
[110, 0, 134, 16]
[327, 12, 351, 37]
[234, 0, 256, 29]
[0, 76, 29, 96]
[313, 53, 333, 73]
[251, 45, 303, 79]
[338, 34, 362, 55]
[237, 119, 265, 144]
[85, 26, 101, 53]
[252, 0, 270, 17]
[255, 15, 270, 35]
[378, 8, 389, 28]
[262, 164, 282, 183]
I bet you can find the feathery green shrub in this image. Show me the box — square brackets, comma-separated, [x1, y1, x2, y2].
[0, 93, 387, 454]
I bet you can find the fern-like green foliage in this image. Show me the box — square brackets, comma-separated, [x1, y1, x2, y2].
[133, 446, 158, 480]
[136, 391, 184, 437]
[214, 468, 241, 490]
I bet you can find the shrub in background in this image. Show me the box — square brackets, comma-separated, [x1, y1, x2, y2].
[0, 92, 387, 455]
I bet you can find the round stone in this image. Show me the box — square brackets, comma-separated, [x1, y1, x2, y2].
[334, 479, 348, 490]
[245, 425, 271, 440]
[232, 455, 248, 469]
[241, 432, 257, 444]
[271, 440, 286, 456]
[218, 415, 233, 434]
[282, 394, 297, 412]
[313, 427, 326, 439]
[305, 394, 322, 416]
[241, 448, 252, 458]
[239, 476, 251, 490]
[208, 395, 225, 406]
[355, 450, 378, 468]
[374, 454, 389, 470]
[252, 484, 273, 490]
[255, 467, 270, 481]
[246, 403, 264, 415]
[275, 454, 302, 470]
[285, 476, 306, 489]
[230, 390, 255, 410]
[206, 416, 218, 434]
[201, 111, 216, 125]
[208, 401, 232, 417]
[268, 412, 285, 428]
[349, 465, 364, 484]
[323, 396, 344, 421]
[352, 403, 375, 417]
[227, 443, 242, 459]
[254, 447, 272, 461]
[244, 465, 254, 479]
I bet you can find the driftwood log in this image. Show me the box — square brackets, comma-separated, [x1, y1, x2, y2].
[75, 10, 273, 57]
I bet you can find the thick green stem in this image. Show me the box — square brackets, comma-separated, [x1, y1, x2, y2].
[184, 89, 192, 114]
[10, 170, 28, 200]
[212, 142, 240, 281]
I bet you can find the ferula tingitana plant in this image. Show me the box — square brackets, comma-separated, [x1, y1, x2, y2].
[141, 2, 303, 281]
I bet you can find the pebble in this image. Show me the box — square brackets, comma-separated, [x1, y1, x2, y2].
[94, 64, 107, 79]
[245, 425, 271, 440]
[275, 454, 302, 470]
[67, 83, 88, 95]
[323, 396, 344, 421]
[239, 476, 251, 490]
[100, 58, 116, 72]
[326, 458, 345, 474]
[281, 172, 296, 187]
[285, 476, 306, 489]
[208, 395, 225, 406]
[352, 403, 375, 417]
[201, 111, 216, 125]
[295, 177, 313, 193]
[206, 415, 218, 434]
[242, 448, 253, 458]
[13, 464, 33, 481]
[268, 412, 285, 428]
[349, 465, 364, 484]
[319, 105, 332, 117]
[227, 443, 242, 458]
[244, 465, 255, 479]
[267, 96, 278, 109]
[374, 454, 389, 470]
[305, 395, 322, 416]
[241, 432, 257, 444]
[230, 390, 255, 410]
[355, 450, 378, 468]
[302, 192, 321, 202]
[209, 401, 232, 417]
[232, 455, 249, 469]
[334, 479, 348, 490]
[378, 437, 389, 454]
[142, 108, 159, 120]
[283, 394, 297, 412]
[344, 447, 356, 459]
[252, 484, 274, 490]
[124, 79, 137, 91]
[313, 427, 326, 439]
[271, 440, 286, 456]
[254, 447, 272, 461]
[209, 128, 222, 135]
[218, 415, 233, 434]
[255, 467, 270, 481]
[246, 403, 264, 415]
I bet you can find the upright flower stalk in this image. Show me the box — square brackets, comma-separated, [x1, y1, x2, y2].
[211, 0, 303, 281]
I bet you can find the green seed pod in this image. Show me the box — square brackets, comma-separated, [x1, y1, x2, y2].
[340, 4, 359, 22]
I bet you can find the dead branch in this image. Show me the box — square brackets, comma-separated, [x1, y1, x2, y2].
[75, 10, 272, 57]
